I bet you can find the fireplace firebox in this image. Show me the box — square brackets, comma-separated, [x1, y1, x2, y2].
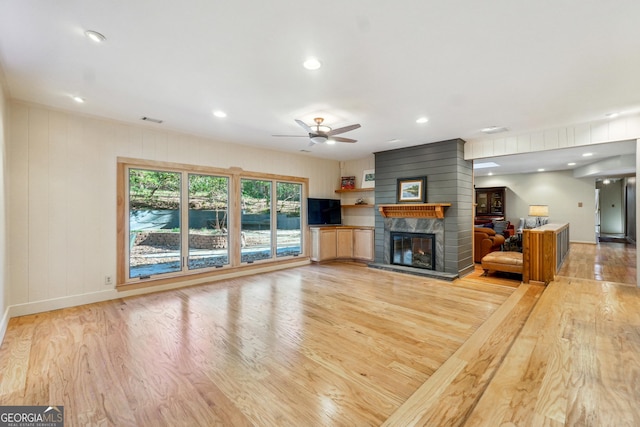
[390, 232, 435, 270]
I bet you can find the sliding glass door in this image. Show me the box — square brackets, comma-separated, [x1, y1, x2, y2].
[129, 169, 182, 278]
[128, 168, 230, 279]
[276, 182, 302, 257]
[241, 179, 272, 263]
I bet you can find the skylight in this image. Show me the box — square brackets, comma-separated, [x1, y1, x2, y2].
[473, 162, 500, 169]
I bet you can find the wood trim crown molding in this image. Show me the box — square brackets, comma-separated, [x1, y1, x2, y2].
[378, 203, 452, 219]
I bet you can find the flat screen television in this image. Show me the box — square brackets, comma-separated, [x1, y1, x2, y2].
[307, 198, 342, 225]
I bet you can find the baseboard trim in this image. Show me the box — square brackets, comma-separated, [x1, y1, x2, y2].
[6, 259, 310, 319]
[0, 306, 9, 349]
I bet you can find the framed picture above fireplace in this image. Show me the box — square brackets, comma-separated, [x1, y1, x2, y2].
[397, 176, 426, 203]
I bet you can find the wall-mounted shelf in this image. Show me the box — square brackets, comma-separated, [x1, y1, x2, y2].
[342, 204, 374, 209]
[335, 188, 375, 193]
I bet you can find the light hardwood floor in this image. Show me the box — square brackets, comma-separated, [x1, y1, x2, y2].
[0, 241, 636, 426]
[464, 241, 640, 426]
[0, 261, 519, 426]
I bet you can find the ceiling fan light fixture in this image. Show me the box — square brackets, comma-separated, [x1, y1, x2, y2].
[326, 139, 336, 145]
[310, 135, 327, 144]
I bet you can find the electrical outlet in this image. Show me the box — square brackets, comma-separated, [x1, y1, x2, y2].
[104, 275, 113, 286]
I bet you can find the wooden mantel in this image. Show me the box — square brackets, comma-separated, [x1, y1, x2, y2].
[378, 203, 452, 219]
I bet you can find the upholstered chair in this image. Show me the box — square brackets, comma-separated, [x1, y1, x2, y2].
[474, 227, 506, 263]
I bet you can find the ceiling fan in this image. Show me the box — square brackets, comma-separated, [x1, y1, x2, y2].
[274, 117, 361, 145]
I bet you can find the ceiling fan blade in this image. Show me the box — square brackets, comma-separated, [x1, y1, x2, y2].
[295, 119, 312, 133]
[332, 136, 357, 143]
[326, 123, 361, 136]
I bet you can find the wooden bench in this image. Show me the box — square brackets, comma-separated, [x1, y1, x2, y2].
[481, 251, 523, 276]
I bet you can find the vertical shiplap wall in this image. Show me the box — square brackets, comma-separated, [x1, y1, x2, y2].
[0, 79, 7, 324]
[374, 139, 474, 275]
[464, 114, 640, 160]
[7, 102, 339, 306]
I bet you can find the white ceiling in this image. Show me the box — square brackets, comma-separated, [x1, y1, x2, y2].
[1, 1, 639, 174]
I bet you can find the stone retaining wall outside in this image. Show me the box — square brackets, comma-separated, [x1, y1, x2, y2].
[134, 231, 228, 249]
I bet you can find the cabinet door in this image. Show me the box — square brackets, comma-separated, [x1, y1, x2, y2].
[353, 229, 374, 261]
[318, 229, 337, 261]
[476, 192, 489, 214]
[489, 190, 505, 215]
[310, 228, 337, 261]
[336, 229, 353, 258]
[475, 187, 506, 218]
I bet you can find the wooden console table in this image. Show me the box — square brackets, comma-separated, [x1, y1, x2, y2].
[522, 223, 570, 284]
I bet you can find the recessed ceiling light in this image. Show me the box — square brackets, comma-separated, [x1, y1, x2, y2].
[603, 179, 611, 184]
[388, 139, 400, 143]
[213, 110, 227, 118]
[537, 168, 545, 172]
[303, 58, 322, 70]
[582, 152, 594, 157]
[72, 96, 85, 103]
[416, 117, 429, 124]
[567, 162, 576, 166]
[605, 112, 619, 119]
[488, 172, 493, 176]
[84, 30, 106, 43]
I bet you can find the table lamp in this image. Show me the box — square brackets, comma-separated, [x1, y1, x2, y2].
[528, 205, 549, 226]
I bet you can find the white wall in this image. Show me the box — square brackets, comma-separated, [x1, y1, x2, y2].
[475, 170, 596, 243]
[7, 101, 340, 310]
[0, 75, 8, 336]
[340, 155, 375, 227]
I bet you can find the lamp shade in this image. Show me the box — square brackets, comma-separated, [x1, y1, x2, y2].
[528, 205, 549, 217]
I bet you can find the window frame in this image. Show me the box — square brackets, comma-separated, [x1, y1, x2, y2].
[117, 158, 309, 289]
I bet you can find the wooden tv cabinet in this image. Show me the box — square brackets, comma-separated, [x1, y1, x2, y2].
[309, 226, 374, 262]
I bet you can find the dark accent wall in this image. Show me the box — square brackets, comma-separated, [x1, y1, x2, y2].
[374, 139, 474, 276]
